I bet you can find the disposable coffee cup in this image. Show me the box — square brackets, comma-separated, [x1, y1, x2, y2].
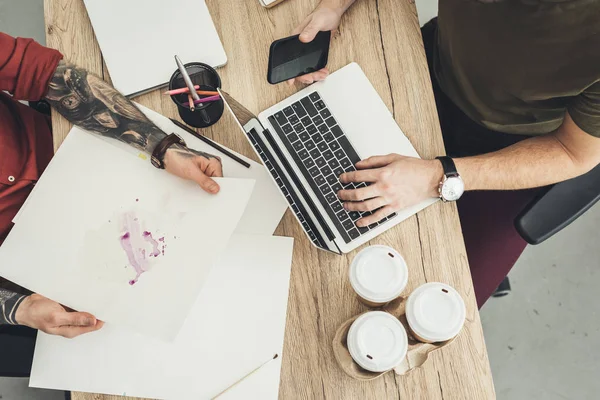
[347, 311, 408, 373]
[349, 245, 408, 307]
[405, 282, 466, 343]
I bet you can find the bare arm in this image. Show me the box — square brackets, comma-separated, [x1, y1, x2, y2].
[338, 112, 600, 226]
[455, 113, 600, 190]
[44, 60, 223, 193]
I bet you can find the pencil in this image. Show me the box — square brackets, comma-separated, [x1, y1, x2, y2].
[212, 354, 278, 399]
[182, 94, 221, 107]
[164, 86, 219, 96]
[187, 93, 195, 111]
[169, 118, 251, 169]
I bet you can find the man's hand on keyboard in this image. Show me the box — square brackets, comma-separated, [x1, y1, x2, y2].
[337, 154, 443, 227]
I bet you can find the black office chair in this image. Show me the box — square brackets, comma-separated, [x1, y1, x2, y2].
[492, 164, 599, 299]
[515, 163, 600, 245]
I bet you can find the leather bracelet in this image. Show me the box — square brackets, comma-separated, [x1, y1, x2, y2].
[151, 133, 186, 169]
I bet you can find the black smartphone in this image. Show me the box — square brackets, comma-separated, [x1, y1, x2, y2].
[267, 31, 331, 84]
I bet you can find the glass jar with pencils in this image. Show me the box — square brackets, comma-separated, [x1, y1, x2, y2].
[167, 62, 224, 128]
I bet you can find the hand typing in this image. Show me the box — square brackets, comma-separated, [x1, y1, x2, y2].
[15, 294, 104, 339]
[338, 154, 443, 227]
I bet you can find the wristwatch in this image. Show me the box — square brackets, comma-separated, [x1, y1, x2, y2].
[435, 156, 464, 202]
[151, 133, 186, 169]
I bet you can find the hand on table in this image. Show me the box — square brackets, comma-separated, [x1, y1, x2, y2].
[15, 294, 104, 339]
[164, 145, 223, 194]
[287, 3, 345, 85]
[338, 154, 443, 227]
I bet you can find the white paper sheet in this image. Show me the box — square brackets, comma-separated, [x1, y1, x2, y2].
[30, 234, 294, 400]
[83, 0, 227, 96]
[0, 129, 255, 341]
[13, 105, 288, 236]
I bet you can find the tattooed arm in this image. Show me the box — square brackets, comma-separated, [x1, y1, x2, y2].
[0, 289, 26, 325]
[44, 60, 223, 193]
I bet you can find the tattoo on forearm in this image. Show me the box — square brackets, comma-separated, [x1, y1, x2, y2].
[169, 144, 219, 161]
[45, 60, 167, 154]
[0, 289, 26, 325]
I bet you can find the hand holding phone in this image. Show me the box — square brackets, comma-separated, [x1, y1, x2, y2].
[267, 31, 332, 84]
[285, 4, 345, 85]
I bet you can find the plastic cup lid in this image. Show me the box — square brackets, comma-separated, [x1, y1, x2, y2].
[349, 245, 408, 303]
[406, 282, 466, 342]
[347, 311, 408, 372]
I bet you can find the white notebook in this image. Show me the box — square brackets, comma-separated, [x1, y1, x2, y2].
[83, 0, 227, 97]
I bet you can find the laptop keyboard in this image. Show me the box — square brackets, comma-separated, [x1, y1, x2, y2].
[268, 91, 396, 244]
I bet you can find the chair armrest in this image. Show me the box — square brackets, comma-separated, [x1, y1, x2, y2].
[515, 164, 600, 245]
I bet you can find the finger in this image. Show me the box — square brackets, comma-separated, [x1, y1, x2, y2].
[339, 169, 380, 184]
[356, 154, 398, 169]
[299, 18, 321, 43]
[357, 206, 395, 227]
[287, 78, 296, 86]
[55, 311, 97, 327]
[312, 70, 330, 81]
[51, 321, 104, 339]
[344, 197, 388, 212]
[297, 75, 315, 85]
[337, 185, 380, 201]
[205, 158, 223, 177]
[189, 165, 220, 194]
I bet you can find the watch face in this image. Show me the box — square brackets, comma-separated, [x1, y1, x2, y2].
[441, 176, 465, 202]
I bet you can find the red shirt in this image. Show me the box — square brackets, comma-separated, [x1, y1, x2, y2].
[0, 33, 63, 243]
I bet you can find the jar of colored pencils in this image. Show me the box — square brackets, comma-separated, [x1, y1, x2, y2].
[168, 62, 224, 128]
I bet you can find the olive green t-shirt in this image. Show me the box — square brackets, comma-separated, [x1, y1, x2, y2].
[434, 0, 600, 137]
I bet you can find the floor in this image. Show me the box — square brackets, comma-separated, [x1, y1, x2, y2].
[1, 1, 599, 399]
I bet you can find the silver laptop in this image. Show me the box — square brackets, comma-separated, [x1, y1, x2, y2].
[220, 63, 436, 254]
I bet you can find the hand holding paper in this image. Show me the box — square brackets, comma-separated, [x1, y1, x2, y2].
[16, 294, 104, 339]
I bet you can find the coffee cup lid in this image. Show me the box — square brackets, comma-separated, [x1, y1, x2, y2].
[347, 311, 408, 372]
[349, 245, 408, 303]
[406, 282, 466, 342]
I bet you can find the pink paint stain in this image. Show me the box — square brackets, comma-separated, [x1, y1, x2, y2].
[119, 213, 166, 285]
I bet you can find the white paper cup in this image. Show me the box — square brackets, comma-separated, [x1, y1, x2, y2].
[347, 311, 408, 372]
[349, 245, 409, 307]
[405, 282, 466, 343]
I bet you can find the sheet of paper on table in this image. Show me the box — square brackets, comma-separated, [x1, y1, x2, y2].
[30, 234, 294, 400]
[13, 104, 289, 236]
[0, 128, 256, 341]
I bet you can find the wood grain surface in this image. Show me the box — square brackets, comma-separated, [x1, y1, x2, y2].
[44, 0, 495, 398]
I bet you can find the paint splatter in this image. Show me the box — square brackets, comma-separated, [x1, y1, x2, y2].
[119, 213, 166, 285]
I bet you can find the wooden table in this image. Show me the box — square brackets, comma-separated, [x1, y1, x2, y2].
[44, 0, 495, 398]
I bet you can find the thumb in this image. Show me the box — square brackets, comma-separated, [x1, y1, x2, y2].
[57, 311, 97, 327]
[299, 18, 321, 43]
[190, 166, 220, 194]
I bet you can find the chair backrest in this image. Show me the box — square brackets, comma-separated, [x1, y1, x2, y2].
[515, 163, 600, 245]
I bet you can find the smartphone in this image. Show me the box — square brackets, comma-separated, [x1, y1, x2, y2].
[267, 31, 331, 84]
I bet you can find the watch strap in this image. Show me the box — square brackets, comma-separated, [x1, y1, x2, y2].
[435, 156, 459, 177]
[151, 133, 186, 169]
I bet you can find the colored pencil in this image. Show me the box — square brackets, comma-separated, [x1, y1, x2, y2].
[164, 86, 219, 96]
[212, 354, 278, 399]
[169, 118, 251, 169]
[182, 94, 221, 107]
[187, 93, 195, 111]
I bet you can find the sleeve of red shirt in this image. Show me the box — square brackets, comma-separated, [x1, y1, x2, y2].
[0, 32, 63, 101]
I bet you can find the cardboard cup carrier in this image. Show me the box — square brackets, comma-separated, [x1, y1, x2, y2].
[336, 246, 467, 380]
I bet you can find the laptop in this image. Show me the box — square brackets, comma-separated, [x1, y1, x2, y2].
[220, 63, 436, 254]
